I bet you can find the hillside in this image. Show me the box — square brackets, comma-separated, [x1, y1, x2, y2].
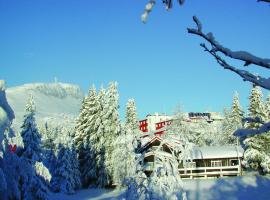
[6, 82, 84, 131]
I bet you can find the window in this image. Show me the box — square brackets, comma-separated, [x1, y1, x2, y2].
[230, 159, 239, 166]
[211, 160, 222, 167]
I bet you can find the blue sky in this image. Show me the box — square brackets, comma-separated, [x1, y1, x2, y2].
[1, 0, 270, 119]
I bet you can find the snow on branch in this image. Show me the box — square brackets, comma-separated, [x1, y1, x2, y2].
[199, 43, 270, 90]
[234, 121, 270, 137]
[141, 0, 186, 23]
[257, 0, 270, 3]
[187, 16, 270, 69]
[242, 117, 264, 124]
[187, 17, 270, 90]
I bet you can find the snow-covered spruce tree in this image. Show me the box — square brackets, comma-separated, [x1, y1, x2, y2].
[51, 142, 81, 194]
[95, 86, 108, 187]
[243, 85, 270, 174]
[221, 92, 243, 145]
[265, 94, 270, 120]
[74, 86, 99, 187]
[20, 95, 42, 162]
[167, 109, 191, 142]
[101, 82, 121, 187]
[125, 99, 138, 131]
[112, 125, 136, 187]
[39, 123, 58, 175]
[19, 95, 49, 200]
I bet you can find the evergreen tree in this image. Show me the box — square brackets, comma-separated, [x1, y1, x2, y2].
[231, 92, 244, 126]
[221, 92, 243, 145]
[265, 94, 270, 120]
[20, 95, 42, 162]
[95, 86, 108, 187]
[19, 95, 48, 200]
[112, 126, 136, 186]
[74, 86, 99, 186]
[102, 82, 121, 186]
[125, 99, 138, 131]
[243, 85, 270, 174]
[51, 143, 81, 194]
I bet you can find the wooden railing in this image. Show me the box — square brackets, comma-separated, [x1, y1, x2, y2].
[179, 166, 241, 178]
[144, 162, 241, 178]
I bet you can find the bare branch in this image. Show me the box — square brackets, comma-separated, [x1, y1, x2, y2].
[188, 16, 270, 69]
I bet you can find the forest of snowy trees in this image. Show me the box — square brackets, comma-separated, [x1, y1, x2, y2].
[0, 76, 270, 199]
[1, 77, 270, 200]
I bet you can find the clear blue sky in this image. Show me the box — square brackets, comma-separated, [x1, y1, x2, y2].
[1, 0, 270, 119]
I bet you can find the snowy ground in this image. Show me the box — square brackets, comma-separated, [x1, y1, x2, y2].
[49, 175, 270, 200]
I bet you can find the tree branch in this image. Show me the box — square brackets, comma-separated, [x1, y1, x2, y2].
[187, 16, 270, 69]
[187, 16, 270, 90]
[199, 43, 270, 90]
[234, 121, 270, 137]
[258, 0, 270, 3]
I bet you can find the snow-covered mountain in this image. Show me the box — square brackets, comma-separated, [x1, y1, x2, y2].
[6, 82, 84, 131]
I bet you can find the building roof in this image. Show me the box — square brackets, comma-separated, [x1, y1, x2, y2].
[191, 145, 244, 160]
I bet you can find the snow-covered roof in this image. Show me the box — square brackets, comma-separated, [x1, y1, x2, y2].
[192, 145, 244, 160]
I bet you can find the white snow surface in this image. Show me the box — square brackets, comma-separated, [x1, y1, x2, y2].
[191, 145, 244, 159]
[6, 82, 83, 130]
[48, 175, 270, 200]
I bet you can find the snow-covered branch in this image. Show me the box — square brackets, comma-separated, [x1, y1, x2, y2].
[258, 0, 270, 3]
[187, 16, 270, 90]
[234, 121, 270, 137]
[242, 117, 264, 124]
[199, 43, 270, 90]
[188, 16, 270, 69]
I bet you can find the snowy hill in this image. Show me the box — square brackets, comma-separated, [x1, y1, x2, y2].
[6, 82, 84, 131]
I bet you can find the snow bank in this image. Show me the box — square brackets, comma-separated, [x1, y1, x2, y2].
[48, 176, 270, 200]
[184, 175, 270, 200]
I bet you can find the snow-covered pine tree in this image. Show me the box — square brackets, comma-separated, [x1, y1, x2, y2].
[221, 92, 243, 145]
[74, 94, 90, 153]
[243, 85, 270, 174]
[112, 126, 136, 187]
[125, 99, 138, 131]
[19, 95, 48, 200]
[101, 82, 121, 186]
[265, 94, 270, 120]
[167, 109, 190, 141]
[95, 86, 108, 187]
[40, 123, 57, 173]
[51, 142, 81, 194]
[74, 86, 99, 187]
[20, 95, 42, 162]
